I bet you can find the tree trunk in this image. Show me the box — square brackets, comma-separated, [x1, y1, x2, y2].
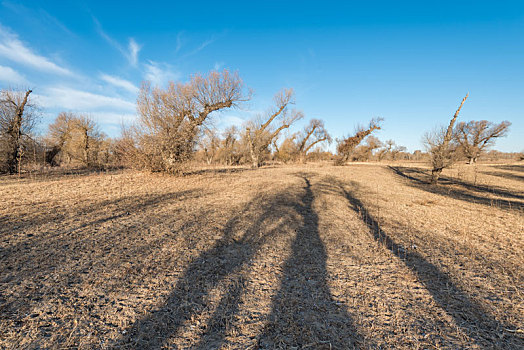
[430, 169, 441, 184]
[246, 128, 260, 168]
[6, 90, 32, 174]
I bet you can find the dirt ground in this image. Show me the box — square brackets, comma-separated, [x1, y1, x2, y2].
[1, 162, 523, 349]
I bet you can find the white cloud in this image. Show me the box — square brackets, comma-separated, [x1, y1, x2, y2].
[143, 60, 180, 87]
[93, 17, 141, 66]
[0, 65, 28, 84]
[175, 32, 184, 53]
[90, 112, 138, 125]
[219, 115, 246, 128]
[213, 62, 224, 71]
[0, 25, 73, 76]
[181, 37, 215, 59]
[100, 73, 139, 94]
[36, 87, 135, 112]
[128, 38, 140, 66]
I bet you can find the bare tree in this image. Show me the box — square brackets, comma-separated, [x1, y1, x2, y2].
[199, 128, 220, 165]
[273, 133, 299, 163]
[130, 70, 247, 173]
[218, 126, 243, 165]
[296, 119, 331, 163]
[46, 113, 105, 167]
[73, 115, 102, 167]
[425, 94, 468, 184]
[246, 89, 303, 168]
[454, 120, 511, 164]
[0, 89, 38, 174]
[377, 139, 407, 161]
[353, 135, 383, 161]
[335, 117, 382, 165]
[46, 112, 74, 166]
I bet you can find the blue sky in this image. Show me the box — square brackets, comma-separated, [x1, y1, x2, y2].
[0, 0, 523, 152]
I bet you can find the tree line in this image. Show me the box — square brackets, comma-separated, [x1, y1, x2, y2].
[0, 70, 514, 181]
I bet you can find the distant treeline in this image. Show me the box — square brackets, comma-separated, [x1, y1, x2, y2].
[1, 71, 518, 176]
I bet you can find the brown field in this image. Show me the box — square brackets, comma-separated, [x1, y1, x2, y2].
[1, 162, 523, 349]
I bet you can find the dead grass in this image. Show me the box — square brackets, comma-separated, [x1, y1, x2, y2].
[0, 162, 522, 349]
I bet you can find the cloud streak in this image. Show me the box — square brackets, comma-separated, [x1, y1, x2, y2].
[0, 65, 28, 85]
[36, 87, 135, 112]
[143, 60, 180, 87]
[0, 25, 73, 76]
[100, 73, 139, 94]
[93, 17, 141, 66]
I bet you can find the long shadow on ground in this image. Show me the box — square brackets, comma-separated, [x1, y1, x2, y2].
[117, 174, 362, 349]
[493, 164, 524, 173]
[339, 180, 524, 349]
[256, 175, 362, 349]
[0, 189, 210, 337]
[482, 170, 524, 182]
[389, 166, 524, 211]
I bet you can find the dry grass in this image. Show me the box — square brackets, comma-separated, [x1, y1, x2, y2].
[0, 162, 523, 349]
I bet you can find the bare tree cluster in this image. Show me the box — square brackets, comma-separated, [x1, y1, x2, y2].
[423, 94, 511, 184]
[246, 89, 303, 168]
[45, 112, 109, 167]
[121, 70, 247, 173]
[454, 120, 511, 164]
[335, 117, 382, 165]
[424, 94, 468, 184]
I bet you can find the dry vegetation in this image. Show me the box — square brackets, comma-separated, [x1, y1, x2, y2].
[1, 162, 523, 349]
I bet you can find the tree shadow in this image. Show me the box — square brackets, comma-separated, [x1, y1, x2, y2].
[0, 189, 209, 325]
[0, 166, 125, 185]
[389, 166, 524, 211]
[339, 181, 524, 349]
[493, 164, 524, 173]
[116, 174, 362, 349]
[115, 184, 299, 348]
[256, 174, 362, 349]
[182, 166, 251, 176]
[482, 170, 524, 182]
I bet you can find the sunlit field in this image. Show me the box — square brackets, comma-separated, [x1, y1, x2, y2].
[1, 162, 522, 349]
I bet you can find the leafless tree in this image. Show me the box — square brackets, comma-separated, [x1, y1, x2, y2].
[46, 113, 105, 167]
[296, 119, 331, 163]
[377, 139, 407, 161]
[199, 128, 220, 165]
[454, 120, 511, 164]
[218, 126, 243, 165]
[353, 135, 383, 161]
[424, 94, 468, 184]
[246, 89, 303, 168]
[130, 70, 247, 173]
[46, 112, 74, 166]
[335, 117, 382, 165]
[273, 133, 299, 163]
[73, 115, 102, 167]
[0, 89, 38, 174]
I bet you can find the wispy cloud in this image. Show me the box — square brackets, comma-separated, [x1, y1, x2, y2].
[90, 112, 138, 128]
[175, 32, 184, 54]
[220, 115, 246, 128]
[143, 60, 180, 87]
[183, 37, 215, 58]
[177, 35, 218, 60]
[36, 87, 135, 111]
[213, 61, 224, 71]
[0, 65, 28, 85]
[0, 25, 73, 76]
[93, 17, 141, 66]
[100, 73, 139, 94]
[2, 1, 76, 37]
[128, 38, 140, 66]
